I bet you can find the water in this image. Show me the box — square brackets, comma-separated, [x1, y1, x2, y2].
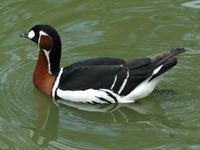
[0, 0, 199, 149]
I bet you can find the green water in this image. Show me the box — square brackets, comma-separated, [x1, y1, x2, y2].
[0, 0, 200, 149]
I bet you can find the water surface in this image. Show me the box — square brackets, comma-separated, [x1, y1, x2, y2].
[0, 0, 200, 149]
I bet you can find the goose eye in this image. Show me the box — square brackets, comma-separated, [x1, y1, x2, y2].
[38, 31, 52, 51]
[28, 30, 35, 39]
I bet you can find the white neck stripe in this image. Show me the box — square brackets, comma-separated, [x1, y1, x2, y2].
[52, 68, 63, 98]
[43, 49, 52, 75]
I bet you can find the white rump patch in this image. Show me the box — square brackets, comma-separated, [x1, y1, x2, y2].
[125, 77, 161, 101]
[28, 30, 35, 39]
[124, 65, 164, 101]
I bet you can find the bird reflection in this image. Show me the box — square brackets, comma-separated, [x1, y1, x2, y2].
[57, 96, 162, 115]
[28, 89, 169, 147]
[28, 96, 59, 147]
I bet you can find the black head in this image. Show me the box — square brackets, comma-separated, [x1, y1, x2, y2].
[21, 25, 62, 74]
[21, 24, 61, 50]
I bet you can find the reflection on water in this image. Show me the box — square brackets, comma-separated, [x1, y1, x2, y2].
[28, 100, 59, 147]
[28, 96, 162, 149]
[58, 96, 162, 115]
[29, 86, 200, 150]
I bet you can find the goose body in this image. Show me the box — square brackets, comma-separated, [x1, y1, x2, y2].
[21, 25, 186, 104]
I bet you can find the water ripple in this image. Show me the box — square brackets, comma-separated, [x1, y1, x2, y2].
[0, 0, 199, 149]
[182, 0, 200, 9]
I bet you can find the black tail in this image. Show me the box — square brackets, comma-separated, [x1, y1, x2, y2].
[156, 48, 186, 66]
[149, 48, 186, 81]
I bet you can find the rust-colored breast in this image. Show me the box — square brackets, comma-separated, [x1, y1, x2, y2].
[33, 49, 56, 96]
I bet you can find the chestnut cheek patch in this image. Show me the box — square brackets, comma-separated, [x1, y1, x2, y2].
[39, 35, 53, 51]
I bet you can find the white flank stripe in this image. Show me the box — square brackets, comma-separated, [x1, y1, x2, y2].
[52, 68, 63, 98]
[100, 89, 120, 98]
[110, 74, 118, 89]
[57, 88, 117, 104]
[118, 68, 129, 94]
[153, 65, 163, 75]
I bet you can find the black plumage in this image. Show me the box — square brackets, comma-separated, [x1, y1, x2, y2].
[57, 48, 186, 96]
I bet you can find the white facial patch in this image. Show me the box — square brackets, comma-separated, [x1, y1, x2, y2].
[28, 30, 35, 39]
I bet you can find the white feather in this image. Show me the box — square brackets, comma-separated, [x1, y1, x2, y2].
[110, 74, 117, 89]
[118, 68, 129, 94]
[153, 65, 163, 75]
[125, 77, 161, 101]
